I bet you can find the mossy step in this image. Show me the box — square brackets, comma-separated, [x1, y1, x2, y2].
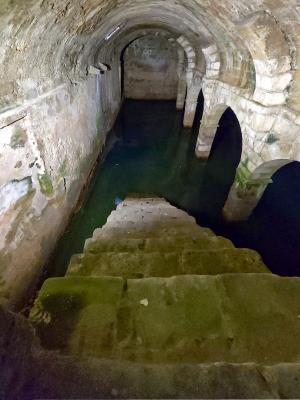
[84, 234, 235, 254]
[67, 249, 268, 278]
[30, 274, 300, 365]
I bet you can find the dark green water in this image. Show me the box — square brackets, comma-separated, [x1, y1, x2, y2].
[48, 99, 300, 278]
[50, 100, 206, 276]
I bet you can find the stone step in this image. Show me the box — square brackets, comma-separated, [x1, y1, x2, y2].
[67, 249, 268, 278]
[6, 302, 300, 399]
[106, 203, 195, 222]
[91, 225, 216, 240]
[30, 274, 300, 365]
[84, 234, 235, 254]
[101, 198, 204, 232]
[102, 218, 198, 234]
[121, 197, 176, 207]
[32, 356, 300, 399]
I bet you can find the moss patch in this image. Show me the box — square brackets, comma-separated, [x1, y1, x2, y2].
[38, 173, 54, 197]
[58, 158, 68, 178]
[265, 133, 279, 145]
[30, 276, 124, 353]
[10, 127, 27, 149]
[235, 159, 252, 191]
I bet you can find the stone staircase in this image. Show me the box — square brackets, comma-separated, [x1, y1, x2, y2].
[29, 197, 300, 398]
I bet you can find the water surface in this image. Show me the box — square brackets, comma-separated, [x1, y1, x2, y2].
[49, 99, 300, 277]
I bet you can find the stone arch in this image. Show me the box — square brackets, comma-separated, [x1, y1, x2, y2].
[202, 44, 221, 79]
[175, 46, 188, 110]
[176, 36, 205, 127]
[251, 159, 295, 181]
[192, 90, 205, 133]
[195, 103, 242, 160]
[176, 36, 197, 75]
[199, 106, 243, 219]
[223, 158, 295, 221]
[238, 11, 293, 106]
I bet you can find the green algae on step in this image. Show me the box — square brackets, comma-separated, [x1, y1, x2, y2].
[30, 276, 124, 352]
[66, 198, 268, 278]
[30, 274, 300, 364]
[67, 249, 268, 278]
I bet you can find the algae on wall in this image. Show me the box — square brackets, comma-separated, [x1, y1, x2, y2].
[38, 173, 54, 197]
[10, 127, 28, 149]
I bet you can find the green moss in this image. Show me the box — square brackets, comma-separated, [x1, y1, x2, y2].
[38, 173, 54, 197]
[31, 290, 85, 350]
[10, 127, 27, 149]
[58, 158, 68, 177]
[30, 276, 124, 352]
[265, 133, 279, 145]
[235, 159, 252, 191]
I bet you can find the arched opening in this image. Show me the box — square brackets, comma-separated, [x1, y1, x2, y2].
[187, 90, 205, 163]
[244, 161, 300, 276]
[192, 90, 205, 135]
[120, 34, 179, 100]
[198, 107, 243, 224]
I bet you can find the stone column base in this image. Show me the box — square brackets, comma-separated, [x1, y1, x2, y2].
[222, 190, 259, 222]
[195, 146, 211, 160]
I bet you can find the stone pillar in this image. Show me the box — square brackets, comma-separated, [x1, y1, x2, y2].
[183, 70, 202, 128]
[176, 48, 187, 110]
[183, 89, 199, 127]
[177, 75, 187, 110]
[195, 123, 218, 159]
[223, 177, 272, 222]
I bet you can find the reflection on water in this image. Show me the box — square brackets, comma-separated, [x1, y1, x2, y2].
[49, 99, 300, 278]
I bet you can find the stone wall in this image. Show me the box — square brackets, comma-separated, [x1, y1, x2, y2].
[196, 77, 300, 220]
[0, 71, 121, 307]
[123, 35, 178, 100]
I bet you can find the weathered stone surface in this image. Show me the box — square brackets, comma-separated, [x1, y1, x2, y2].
[2, 302, 300, 400]
[68, 249, 267, 277]
[31, 274, 300, 365]
[67, 198, 267, 277]
[0, 177, 32, 215]
[7, 197, 295, 398]
[124, 34, 178, 100]
[1, 0, 300, 291]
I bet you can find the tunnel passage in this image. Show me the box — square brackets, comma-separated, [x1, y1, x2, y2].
[192, 91, 205, 135]
[1, 0, 300, 308]
[121, 34, 179, 100]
